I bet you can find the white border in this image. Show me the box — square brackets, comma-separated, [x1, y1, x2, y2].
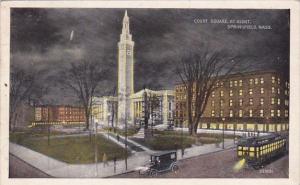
[1, 1, 299, 185]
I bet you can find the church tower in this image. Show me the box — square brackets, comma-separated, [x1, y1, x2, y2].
[117, 10, 134, 126]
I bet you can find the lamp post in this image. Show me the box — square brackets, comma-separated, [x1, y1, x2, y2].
[222, 117, 225, 149]
[94, 114, 98, 177]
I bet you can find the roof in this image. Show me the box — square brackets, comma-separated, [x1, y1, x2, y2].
[150, 150, 177, 156]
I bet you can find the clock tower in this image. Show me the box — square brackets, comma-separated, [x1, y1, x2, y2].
[117, 10, 135, 126]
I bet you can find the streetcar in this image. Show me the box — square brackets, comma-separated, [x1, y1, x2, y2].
[237, 133, 287, 169]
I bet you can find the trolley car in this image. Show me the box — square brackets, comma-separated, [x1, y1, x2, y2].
[237, 133, 287, 169]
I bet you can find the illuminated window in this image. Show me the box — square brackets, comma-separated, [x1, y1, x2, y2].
[239, 99, 243, 106]
[239, 80, 243, 87]
[229, 90, 233, 97]
[271, 110, 274, 117]
[220, 99, 224, 107]
[211, 100, 215, 107]
[239, 89, 243, 96]
[260, 98, 264, 105]
[260, 88, 264, 94]
[278, 98, 281, 105]
[260, 110, 264, 117]
[220, 81, 224, 87]
[234, 80, 238, 86]
[271, 98, 275, 105]
[285, 110, 289, 117]
[211, 110, 215, 117]
[220, 90, 224, 97]
[249, 79, 253, 85]
[220, 110, 224, 117]
[249, 109, 253, 117]
[229, 99, 233, 107]
[260, 77, 264, 84]
[212, 91, 215, 97]
[249, 98, 253, 105]
[278, 78, 280, 84]
[230, 81, 233, 87]
[229, 110, 233, 117]
[285, 90, 288, 95]
[285, 99, 289, 106]
[239, 110, 243, 117]
[249, 88, 253, 95]
[255, 78, 258, 84]
[278, 88, 280, 94]
[277, 110, 281, 117]
[272, 76, 275, 83]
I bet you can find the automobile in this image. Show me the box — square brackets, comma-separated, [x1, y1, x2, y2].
[137, 151, 179, 176]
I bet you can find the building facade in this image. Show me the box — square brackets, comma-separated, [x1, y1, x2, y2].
[174, 70, 289, 132]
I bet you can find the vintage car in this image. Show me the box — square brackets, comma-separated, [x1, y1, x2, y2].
[137, 151, 179, 176]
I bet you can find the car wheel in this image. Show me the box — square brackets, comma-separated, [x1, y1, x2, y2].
[172, 164, 179, 172]
[150, 170, 158, 177]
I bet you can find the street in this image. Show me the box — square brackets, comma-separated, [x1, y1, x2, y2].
[112, 148, 289, 178]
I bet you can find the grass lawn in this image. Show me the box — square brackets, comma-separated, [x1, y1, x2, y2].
[10, 133, 130, 164]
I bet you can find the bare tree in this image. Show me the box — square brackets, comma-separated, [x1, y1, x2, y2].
[60, 60, 107, 130]
[176, 49, 245, 135]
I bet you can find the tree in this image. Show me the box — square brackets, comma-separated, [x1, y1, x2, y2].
[176, 49, 246, 136]
[60, 60, 107, 130]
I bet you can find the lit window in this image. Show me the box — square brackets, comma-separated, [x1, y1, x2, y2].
[285, 90, 288, 95]
[239, 89, 243, 96]
[234, 80, 238, 87]
[249, 79, 253, 85]
[271, 110, 274, 117]
[260, 77, 264, 84]
[229, 90, 233, 96]
[220, 81, 224, 87]
[220, 90, 224, 97]
[272, 87, 275, 93]
[229, 110, 233, 117]
[249, 89, 253, 95]
[272, 76, 275, 84]
[278, 78, 280, 84]
[278, 88, 280, 94]
[239, 80, 243, 87]
[277, 110, 281, 117]
[260, 110, 264, 117]
[249, 98, 253, 105]
[212, 100, 215, 107]
[220, 99, 224, 107]
[260, 98, 264, 105]
[230, 81, 233, 87]
[239, 99, 243, 106]
[229, 99, 233, 107]
[239, 110, 243, 117]
[220, 110, 224, 117]
[211, 110, 215, 117]
[285, 100, 289, 106]
[285, 110, 289, 117]
[260, 88, 264, 94]
[255, 78, 258, 84]
[271, 98, 275, 105]
[249, 109, 253, 117]
[278, 98, 281, 105]
[212, 91, 215, 97]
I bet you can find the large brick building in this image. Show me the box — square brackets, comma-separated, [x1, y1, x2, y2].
[33, 105, 85, 126]
[174, 70, 289, 132]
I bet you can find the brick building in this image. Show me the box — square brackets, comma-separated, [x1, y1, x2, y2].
[33, 105, 85, 126]
[174, 70, 289, 132]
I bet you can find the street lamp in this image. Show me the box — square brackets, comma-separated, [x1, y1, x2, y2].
[222, 117, 225, 149]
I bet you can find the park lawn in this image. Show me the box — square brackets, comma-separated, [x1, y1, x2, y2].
[10, 134, 130, 164]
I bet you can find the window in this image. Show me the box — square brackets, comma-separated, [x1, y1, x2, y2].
[271, 98, 275, 105]
[229, 110, 233, 117]
[229, 90, 233, 97]
[278, 98, 281, 105]
[220, 99, 224, 107]
[249, 79, 253, 85]
[234, 80, 238, 87]
[229, 99, 233, 107]
[260, 77, 264, 84]
[272, 87, 275, 93]
[260, 110, 264, 117]
[230, 81, 233, 87]
[212, 91, 215, 97]
[211, 110, 215, 117]
[249, 109, 253, 117]
[239, 110, 243, 117]
[271, 110, 275, 117]
[239, 80, 243, 87]
[249, 98, 253, 105]
[255, 78, 258, 84]
[260, 88, 264, 94]
[285, 100, 289, 106]
[278, 88, 280, 94]
[249, 89, 253, 95]
[285, 90, 288, 95]
[272, 76, 275, 84]
[285, 110, 289, 117]
[277, 110, 281, 117]
[278, 78, 281, 84]
[239, 89, 243, 96]
[260, 98, 264, 105]
[211, 100, 215, 107]
[239, 99, 243, 106]
[220, 110, 224, 117]
[220, 90, 224, 97]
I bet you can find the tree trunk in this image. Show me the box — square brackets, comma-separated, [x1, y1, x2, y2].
[85, 113, 90, 130]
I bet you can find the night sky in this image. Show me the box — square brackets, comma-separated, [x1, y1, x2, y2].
[10, 8, 290, 104]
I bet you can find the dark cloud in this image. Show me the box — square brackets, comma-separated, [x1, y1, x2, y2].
[10, 8, 289, 103]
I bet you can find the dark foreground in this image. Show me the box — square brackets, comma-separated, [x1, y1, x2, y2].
[112, 148, 289, 178]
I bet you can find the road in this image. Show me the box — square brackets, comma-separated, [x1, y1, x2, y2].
[9, 154, 52, 178]
[111, 148, 289, 178]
